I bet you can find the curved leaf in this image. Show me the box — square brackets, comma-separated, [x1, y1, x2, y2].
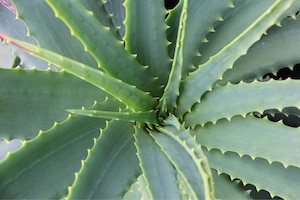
[0, 4, 47, 69]
[46, 0, 160, 97]
[177, 0, 295, 116]
[193, 115, 300, 168]
[185, 79, 300, 126]
[219, 16, 300, 85]
[0, 68, 108, 140]
[124, 0, 170, 86]
[152, 116, 214, 199]
[134, 125, 180, 199]
[12, 0, 97, 68]
[67, 109, 158, 124]
[0, 35, 157, 112]
[204, 148, 300, 199]
[67, 121, 139, 199]
[0, 115, 105, 199]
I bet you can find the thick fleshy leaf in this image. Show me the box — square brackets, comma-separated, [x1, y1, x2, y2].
[46, 0, 160, 97]
[185, 79, 300, 126]
[12, 0, 97, 68]
[177, 0, 295, 116]
[0, 115, 105, 199]
[104, 0, 126, 38]
[0, 35, 158, 112]
[212, 169, 251, 199]
[68, 121, 139, 199]
[192, 115, 300, 168]
[152, 116, 214, 199]
[124, 0, 170, 86]
[67, 109, 158, 124]
[204, 148, 300, 199]
[80, 1, 122, 41]
[0, 4, 47, 69]
[159, 0, 187, 113]
[0, 68, 109, 140]
[218, 16, 300, 85]
[134, 126, 180, 199]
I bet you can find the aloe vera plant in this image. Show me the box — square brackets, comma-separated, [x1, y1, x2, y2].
[0, 0, 300, 199]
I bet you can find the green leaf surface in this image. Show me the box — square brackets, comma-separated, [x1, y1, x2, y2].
[177, 0, 294, 116]
[193, 115, 300, 168]
[0, 35, 157, 112]
[104, 0, 126, 37]
[166, 0, 183, 59]
[124, 0, 170, 86]
[185, 79, 300, 126]
[204, 148, 300, 199]
[67, 109, 158, 124]
[181, 0, 233, 78]
[68, 121, 139, 199]
[0, 115, 105, 199]
[134, 125, 180, 199]
[12, 0, 97, 68]
[46, 0, 160, 97]
[212, 169, 251, 199]
[152, 116, 214, 199]
[0, 4, 48, 69]
[219, 16, 300, 85]
[0, 68, 108, 140]
[80, 0, 122, 41]
[159, 0, 187, 113]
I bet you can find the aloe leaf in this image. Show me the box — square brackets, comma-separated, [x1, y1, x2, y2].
[134, 126, 180, 199]
[212, 170, 251, 199]
[166, 0, 182, 59]
[124, 175, 151, 199]
[80, 1, 122, 41]
[185, 79, 300, 126]
[177, 0, 295, 116]
[67, 121, 139, 199]
[0, 115, 105, 199]
[67, 109, 158, 124]
[0, 4, 47, 69]
[219, 16, 300, 85]
[151, 116, 214, 199]
[124, 0, 170, 86]
[104, 0, 126, 38]
[46, 0, 160, 97]
[187, 0, 235, 78]
[12, 0, 97, 68]
[0, 68, 112, 140]
[0, 35, 157, 111]
[204, 148, 300, 199]
[193, 115, 300, 168]
[159, 0, 187, 113]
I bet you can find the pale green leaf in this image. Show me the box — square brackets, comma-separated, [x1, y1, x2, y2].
[124, 0, 170, 86]
[12, 0, 97, 68]
[134, 126, 180, 199]
[219, 16, 300, 85]
[177, 0, 295, 116]
[0, 35, 157, 112]
[67, 109, 158, 124]
[192, 115, 300, 167]
[212, 169, 251, 199]
[204, 148, 300, 199]
[104, 0, 126, 37]
[46, 0, 160, 97]
[185, 79, 300, 126]
[0, 4, 47, 69]
[68, 121, 139, 199]
[152, 116, 214, 199]
[0, 115, 105, 199]
[0, 68, 109, 140]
